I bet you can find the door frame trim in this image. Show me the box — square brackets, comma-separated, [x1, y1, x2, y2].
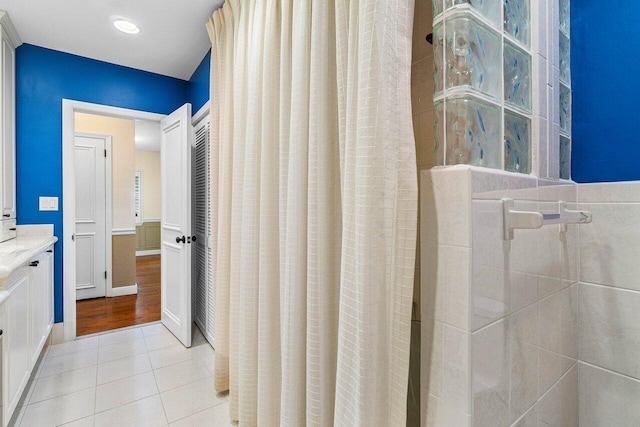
[74, 132, 113, 300]
[62, 100, 165, 341]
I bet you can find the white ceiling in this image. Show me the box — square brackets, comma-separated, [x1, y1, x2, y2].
[135, 120, 161, 152]
[0, 0, 224, 80]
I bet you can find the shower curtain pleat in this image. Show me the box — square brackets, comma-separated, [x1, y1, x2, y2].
[306, 0, 341, 426]
[206, 0, 416, 425]
[257, 0, 282, 425]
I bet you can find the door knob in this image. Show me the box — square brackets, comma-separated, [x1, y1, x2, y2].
[191, 236, 197, 242]
[176, 236, 186, 244]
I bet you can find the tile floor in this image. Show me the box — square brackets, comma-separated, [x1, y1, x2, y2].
[10, 323, 233, 427]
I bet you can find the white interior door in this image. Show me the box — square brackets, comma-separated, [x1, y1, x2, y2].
[75, 134, 107, 300]
[161, 103, 193, 347]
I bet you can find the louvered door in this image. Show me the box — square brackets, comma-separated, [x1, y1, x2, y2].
[193, 113, 214, 347]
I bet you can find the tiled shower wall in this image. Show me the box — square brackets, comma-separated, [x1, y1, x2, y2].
[420, 166, 579, 426]
[577, 182, 640, 426]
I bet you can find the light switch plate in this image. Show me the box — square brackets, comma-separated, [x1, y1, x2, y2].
[39, 196, 59, 211]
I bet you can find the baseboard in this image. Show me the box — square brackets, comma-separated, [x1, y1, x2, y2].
[110, 284, 138, 297]
[136, 249, 161, 257]
[51, 323, 65, 345]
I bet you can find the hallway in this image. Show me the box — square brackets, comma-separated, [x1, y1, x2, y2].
[76, 255, 161, 336]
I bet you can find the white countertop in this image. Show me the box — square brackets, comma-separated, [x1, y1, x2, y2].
[0, 225, 57, 281]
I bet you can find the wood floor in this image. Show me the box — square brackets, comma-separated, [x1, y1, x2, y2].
[76, 255, 161, 336]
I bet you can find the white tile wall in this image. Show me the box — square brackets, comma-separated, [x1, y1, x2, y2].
[472, 319, 509, 427]
[421, 168, 471, 248]
[579, 202, 640, 291]
[421, 167, 580, 427]
[579, 363, 640, 427]
[538, 365, 578, 426]
[576, 180, 640, 426]
[579, 283, 640, 379]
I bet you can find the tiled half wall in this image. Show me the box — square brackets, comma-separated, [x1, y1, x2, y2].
[420, 166, 579, 426]
[420, 168, 640, 426]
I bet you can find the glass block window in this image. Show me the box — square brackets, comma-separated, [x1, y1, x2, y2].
[559, 0, 572, 180]
[432, 0, 532, 174]
[504, 110, 531, 173]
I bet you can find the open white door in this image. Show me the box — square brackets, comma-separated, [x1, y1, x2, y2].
[161, 103, 193, 347]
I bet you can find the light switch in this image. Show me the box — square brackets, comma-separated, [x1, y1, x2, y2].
[39, 197, 59, 211]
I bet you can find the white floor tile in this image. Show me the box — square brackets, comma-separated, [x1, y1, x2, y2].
[141, 322, 168, 338]
[154, 358, 211, 392]
[58, 415, 95, 427]
[160, 376, 225, 423]
[47, 336, 99, 359]
[98, 327, 143, 347]
[19, 388, 96, 427]
[94, 371, 158, 413]
[30, 366, 97, 404]
[144, 331, 182, 352]
[98, 338, 147, 364]
[148, 345, 199, 370]
[169, 400, 233, 427]
[94, 394, 167, 427]
[38, 348, 98, 378]
[195, 343, 214, 358]
[201, 354, 216, 376]
[97, 353, 152, 385]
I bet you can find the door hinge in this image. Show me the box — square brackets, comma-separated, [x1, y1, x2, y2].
[104, 149, 107, 158]
[104, 271, 107, 279]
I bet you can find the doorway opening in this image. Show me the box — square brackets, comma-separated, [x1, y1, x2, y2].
[72, 112, 163, 336]
[62, 101, 166, 341]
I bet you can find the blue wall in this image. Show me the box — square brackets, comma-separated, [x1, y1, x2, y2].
[16, 44, 190, 323]
[571, 2, 640, 182]
[187, 49, 211, 113]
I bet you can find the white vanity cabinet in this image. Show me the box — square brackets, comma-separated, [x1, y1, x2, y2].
[29, 249, 53, 367]
[2, 245, 55, 426]
[4, 267, 30, 420]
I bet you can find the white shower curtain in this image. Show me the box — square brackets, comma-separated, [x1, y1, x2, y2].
[206, 1, 417, 425]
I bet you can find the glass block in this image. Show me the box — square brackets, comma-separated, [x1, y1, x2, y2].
[434, 0, 444, 16]
[445, 95, 501, 168]
[559, 0, 570, 34]
[434, 101, 445, 166]
[504, 0, 530, 47]
[560, 136, 571, 180]
[503, 41, 531, 112]
[433, 23, 444, 95]
[504, 110, 531, 174]
[559, 84, 571, 134]
[445, 0, 501, 29]
[559, 32, 571, 85]
[445, 14, 502, 99]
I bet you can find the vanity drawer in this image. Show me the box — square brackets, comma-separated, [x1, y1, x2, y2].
[0, 220, 16, 243]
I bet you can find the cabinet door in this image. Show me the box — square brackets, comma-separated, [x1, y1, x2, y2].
[29, 253, 48, 368]
[6, 271, 30, 416]
[0, 28, 15, 219]
[44, 249, 54, 329]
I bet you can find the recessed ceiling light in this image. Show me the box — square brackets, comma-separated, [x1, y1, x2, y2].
[114, 20, 140, 35]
